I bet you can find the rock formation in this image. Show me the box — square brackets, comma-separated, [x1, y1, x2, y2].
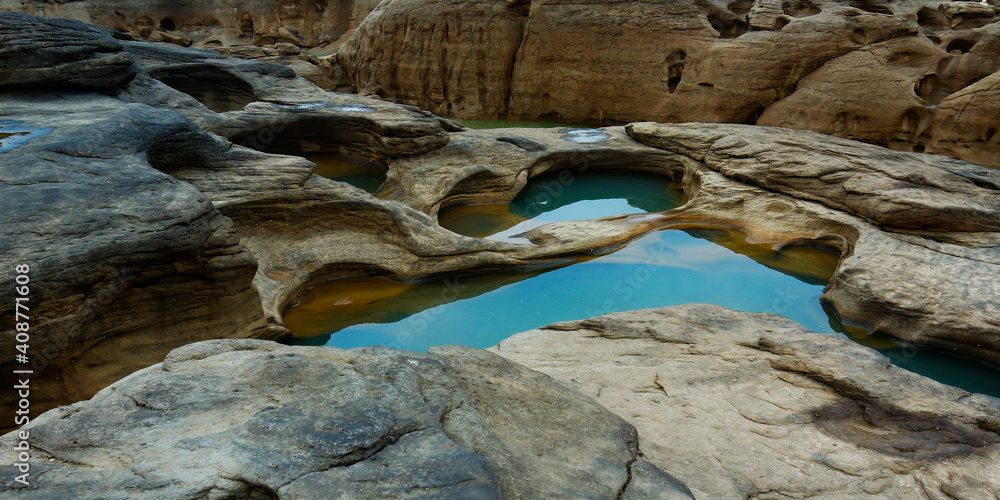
[338, 0, 1000, 166]
[492, 304, 1000, 498]
[2, 16, 999, 499]
[372, 122, 1000, 369]
[0, 12, 135, 91]
[0, 0, 380, 90]
[0, 339, 688, 499]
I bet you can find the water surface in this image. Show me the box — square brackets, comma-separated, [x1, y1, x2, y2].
[284, 228, 1000, 397]
[439, 170, 684, 241]
[304, 154, 387, 193]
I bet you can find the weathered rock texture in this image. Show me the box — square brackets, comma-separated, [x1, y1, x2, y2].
[0, 0, 380, 90]
[339, 0, 1000, 166]
[0, 12, 135, 91]
[374, 122, 1000, 369]
[492, 304, 1000, 499]
[0, 0, 378, 48]
[0, 92, 272, 427]
[0, 11, 456, 424]
[0, 339, 689, 499]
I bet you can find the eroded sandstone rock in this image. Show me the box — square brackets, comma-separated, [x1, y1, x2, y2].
[0, 339, 687, 499]
[0, 12, 135, 91]
[337, 0, 1000, 166]
[372, 122, 1000, 368]
[492, 304, 1000, 499]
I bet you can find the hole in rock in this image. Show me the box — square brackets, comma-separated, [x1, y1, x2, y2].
[850, 28, 867, 45]
[667, 62, 684, 94]
[848, 0, 893, 15]
[159, 18, 176, 31]
[917, 7, 948, 29]
[241, 133, 388, 192]
[306, 153, 387, 193]
[707, 11, 750, 38]
[240, 16, 255, 40]
[945, 38, 976, 54]
[913, 144, 925, 153]
[509, 0, 531, 17]
[741, 106, 766, 125]
[782, 0, 822, 17]
[148, 65, 257, 113]
[439, 170, 684, 240]
[282, 226, 1000, 397]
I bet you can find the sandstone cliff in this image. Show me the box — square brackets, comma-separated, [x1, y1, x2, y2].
[339, 0, 1000, 166]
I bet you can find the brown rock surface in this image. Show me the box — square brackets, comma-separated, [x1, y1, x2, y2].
[492, 304, 1000, 499]
[338, 0, 1000, 166]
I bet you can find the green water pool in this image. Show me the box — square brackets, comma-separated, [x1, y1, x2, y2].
[304, 154, 387, 193]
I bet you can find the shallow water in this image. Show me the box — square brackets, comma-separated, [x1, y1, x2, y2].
[285, 163, 1000, 397]
[304, 154, 387, 193]
[439, 170, 684, 241]
[0, 121, 54, 153]
[284, 228, 1000, 396]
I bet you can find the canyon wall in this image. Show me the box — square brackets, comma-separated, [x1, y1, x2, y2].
[339, 0, 1000, 166]
[0, 0, 379, 48]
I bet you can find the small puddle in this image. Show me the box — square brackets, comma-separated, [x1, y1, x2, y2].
[329, 103, 375, 113]
[304, 154, 387, 194]
[560, 128, 610, 143]
[283, 227, 1000, 398]
[439, 170, 685, 242]
[0, 121, 54, 153]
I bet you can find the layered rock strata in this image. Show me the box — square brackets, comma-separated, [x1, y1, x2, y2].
[339, 0, 1000, 166]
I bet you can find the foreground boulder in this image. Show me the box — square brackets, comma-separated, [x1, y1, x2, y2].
[493, 304, 1000, 498]
[0, 340, 689, 499]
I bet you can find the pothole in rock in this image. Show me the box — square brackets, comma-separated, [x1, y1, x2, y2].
[304, 153, 387, 193]
[0, 121, 54, 153]
[438, 170, 685, 242]
[281, 226, 1000, 397]
[561, 128, 611, 143]
[148, 65, 257, 113]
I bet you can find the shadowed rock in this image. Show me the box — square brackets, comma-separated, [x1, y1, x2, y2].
[0, 12, 135, 91]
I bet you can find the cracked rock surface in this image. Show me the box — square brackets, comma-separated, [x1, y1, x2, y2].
[492, 304, 1000, 499]
[0, 339, 688, 499]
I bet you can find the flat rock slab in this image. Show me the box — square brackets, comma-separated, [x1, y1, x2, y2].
[492, 304, 1000, 499]
[0, 340, 689, 499]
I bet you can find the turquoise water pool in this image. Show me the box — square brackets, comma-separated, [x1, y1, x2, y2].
[284, 170, 1000, 397]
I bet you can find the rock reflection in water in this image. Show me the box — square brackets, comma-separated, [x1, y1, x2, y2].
[304, 154, 388, 193]
[283, 227, 1000, 396]
[439, 171, 685, 241]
